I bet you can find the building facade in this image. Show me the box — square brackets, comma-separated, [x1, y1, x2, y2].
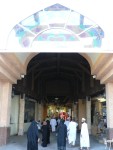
[0, 0, 113, 146]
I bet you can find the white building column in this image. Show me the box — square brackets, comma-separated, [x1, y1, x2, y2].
[0, 81, 12, 145]
[86, 97, 91, 134]
[106, 83, 113, 139]
[18, 94, 25, 135]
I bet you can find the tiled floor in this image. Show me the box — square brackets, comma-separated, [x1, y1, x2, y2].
[0, 133, 110, 150]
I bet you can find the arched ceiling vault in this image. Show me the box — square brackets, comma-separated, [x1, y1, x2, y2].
[0, 53, 113, 104]
[18, 52, 107, 104]
[0, 53, 112, 84]
[23, 53, 93, 71]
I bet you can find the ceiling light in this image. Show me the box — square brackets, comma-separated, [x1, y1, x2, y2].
[93, 75, 96, 78]
[98, 98, 106, 102]
[21, 74, 24, 78]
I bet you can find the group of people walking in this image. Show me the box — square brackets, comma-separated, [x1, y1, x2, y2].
[57, 117, 90, 150]
[27, 117, 90, 150]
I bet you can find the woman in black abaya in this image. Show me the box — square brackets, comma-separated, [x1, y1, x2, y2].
[41, 121, 48, 147]
[46, 119, 51, 144]
[57, 119, 67, 150]
[27, 120, 39, 150]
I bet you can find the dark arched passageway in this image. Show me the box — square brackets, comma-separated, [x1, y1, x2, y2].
[13, 53, 104, 105]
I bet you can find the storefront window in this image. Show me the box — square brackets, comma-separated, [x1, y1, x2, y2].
[24, 100, 35, 123]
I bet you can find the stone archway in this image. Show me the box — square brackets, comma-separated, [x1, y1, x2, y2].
[24, 52, 93, 72]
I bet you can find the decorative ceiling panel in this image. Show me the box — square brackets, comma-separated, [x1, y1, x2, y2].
[8, 3, 104, 49]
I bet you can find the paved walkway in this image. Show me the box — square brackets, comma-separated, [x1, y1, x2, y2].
[0, 133, 110, 150]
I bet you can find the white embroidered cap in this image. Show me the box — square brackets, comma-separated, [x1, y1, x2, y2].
[81, 118, 86, 122]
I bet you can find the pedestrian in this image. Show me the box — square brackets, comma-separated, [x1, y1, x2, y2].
[27, 120, 39, 150]
[50, 116, 57, 132]
[37, 120, 41, 131]
[67, 118, 78, 147]
[46, 119, 51, 144]
[56, 119, 67, 150]
[57, 117, 61, 126]
[80, 118, 90, 150]
[41, 120, 48, 147]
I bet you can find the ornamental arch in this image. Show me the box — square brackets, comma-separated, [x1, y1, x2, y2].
[1, 1, 113, 147]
